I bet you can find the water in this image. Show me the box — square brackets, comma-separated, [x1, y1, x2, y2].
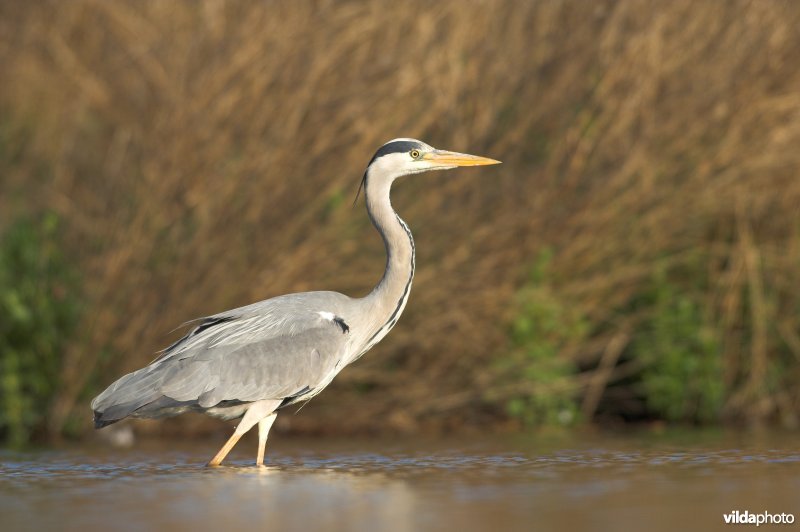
[1, 432, 799, 531]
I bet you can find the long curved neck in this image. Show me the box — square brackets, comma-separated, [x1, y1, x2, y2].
[361, 173, 415, 341]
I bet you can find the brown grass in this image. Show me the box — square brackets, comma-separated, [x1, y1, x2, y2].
[2, 0, 800, 438]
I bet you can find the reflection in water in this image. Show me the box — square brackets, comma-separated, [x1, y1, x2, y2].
[1, 435, 799, 532]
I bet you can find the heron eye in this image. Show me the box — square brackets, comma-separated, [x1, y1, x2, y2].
[410, 149, 421, 159]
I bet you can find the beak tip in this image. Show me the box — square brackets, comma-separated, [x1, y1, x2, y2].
[427, 150, 502, 167]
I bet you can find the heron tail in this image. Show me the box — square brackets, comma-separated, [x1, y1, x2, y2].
[93, 411, 122, 429]
[90, 367, 163, 429]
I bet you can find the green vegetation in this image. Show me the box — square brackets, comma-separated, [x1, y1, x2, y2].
[0, 214, 80, 446]
[504, 251, 587, 426]
[631, 271, 724, 423]
[503, 259, 725, 428]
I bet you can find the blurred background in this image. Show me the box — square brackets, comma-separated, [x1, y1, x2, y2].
[1, 0, 800, 448]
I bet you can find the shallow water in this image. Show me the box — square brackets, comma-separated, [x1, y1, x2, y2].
[1, 432, 799, 531]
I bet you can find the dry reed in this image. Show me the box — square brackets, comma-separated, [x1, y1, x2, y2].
[1, 0, 799, 438]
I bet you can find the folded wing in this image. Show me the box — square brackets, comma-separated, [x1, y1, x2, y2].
[91, 296, 350, 427]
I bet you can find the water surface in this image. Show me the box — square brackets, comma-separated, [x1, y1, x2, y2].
[2, 432, 798, 531]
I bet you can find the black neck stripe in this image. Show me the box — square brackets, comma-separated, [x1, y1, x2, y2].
[366, 215, 415, 345]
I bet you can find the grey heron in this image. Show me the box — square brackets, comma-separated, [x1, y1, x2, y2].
[91, 138, 500, 466]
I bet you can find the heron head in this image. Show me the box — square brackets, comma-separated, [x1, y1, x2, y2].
[354, 138, 501, 203]
[367, 138, 500, 179]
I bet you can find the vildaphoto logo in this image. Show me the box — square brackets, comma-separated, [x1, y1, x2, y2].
[723, 511, 795, 526]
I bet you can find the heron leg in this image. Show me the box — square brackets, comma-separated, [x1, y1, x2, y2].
[207, 399, 277, 467]
[207, 431, 243, 467]
[256, 413, 277, 467]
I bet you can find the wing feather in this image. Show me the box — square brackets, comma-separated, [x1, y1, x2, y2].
[92, 291, 353, 423]
[155, 311, 347, 404]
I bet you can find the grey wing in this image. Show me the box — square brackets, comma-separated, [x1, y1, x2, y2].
[91, 299, 351, 425]
[163, 321, 345, 407]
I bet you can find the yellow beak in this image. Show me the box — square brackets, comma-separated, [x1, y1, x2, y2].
[422, 150, 502, 167]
